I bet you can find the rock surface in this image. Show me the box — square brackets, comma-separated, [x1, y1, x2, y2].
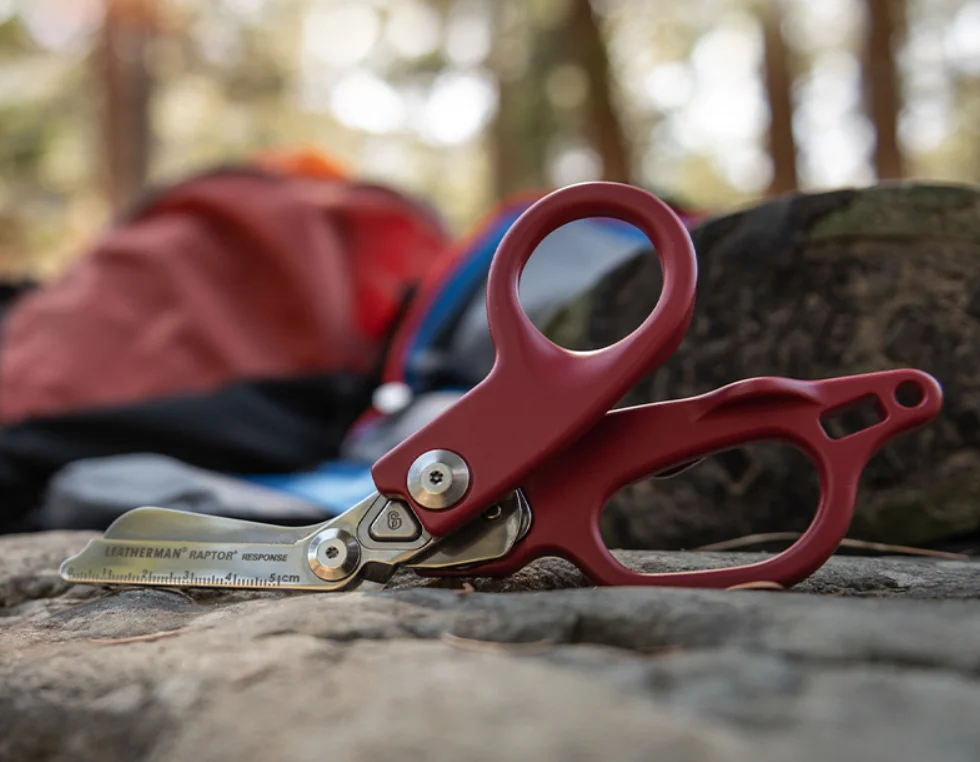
[544, 182, 980, 550]
[3, 530, 980, 762]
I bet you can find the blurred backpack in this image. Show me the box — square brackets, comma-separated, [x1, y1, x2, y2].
[0, 150, 448, 531]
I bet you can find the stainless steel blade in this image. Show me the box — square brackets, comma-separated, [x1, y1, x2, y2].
[61, 536, 338, 591]
[103, 506, 322, 544]
[60, 493, 431, 592]
[59, 489, 532, 592]
[408, 490, 532, 571]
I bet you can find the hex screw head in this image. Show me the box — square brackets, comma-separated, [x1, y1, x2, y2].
[406, 450, 470, 509]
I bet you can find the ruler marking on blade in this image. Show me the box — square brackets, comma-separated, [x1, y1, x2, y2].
[62, 537, 318, 588]
[61, 568, 332, 591]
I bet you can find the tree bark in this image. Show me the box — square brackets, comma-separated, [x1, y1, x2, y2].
[565, 0, 631, 184]
[863, 0, 905, 180]
[487, 1, 555, 198]
[98, 0, 157, 211]
[761, 1, 799, 195]
[488, 0, 632, 198]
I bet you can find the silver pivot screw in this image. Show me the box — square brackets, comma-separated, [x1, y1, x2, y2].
[308, 528, 360, 581]
[407, 450, 470, 509]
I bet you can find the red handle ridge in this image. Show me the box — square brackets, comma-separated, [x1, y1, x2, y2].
[372, 182, 699, 538]
[430, 369, 943, 588]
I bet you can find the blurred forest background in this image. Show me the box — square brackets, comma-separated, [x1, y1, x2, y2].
[0, 0, 977, 278]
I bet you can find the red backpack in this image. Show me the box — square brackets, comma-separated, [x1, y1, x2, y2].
[0, 164, 447, 424]
[0, 159, 448, 531]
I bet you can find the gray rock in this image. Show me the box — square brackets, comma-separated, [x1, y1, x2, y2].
[543, 183, 980, 550]
[2, 530, 980, 762]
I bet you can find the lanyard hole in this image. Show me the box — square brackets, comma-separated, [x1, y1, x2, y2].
[894, 380, 925, 409]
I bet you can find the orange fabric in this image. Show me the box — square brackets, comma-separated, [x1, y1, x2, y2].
[254, 147, 351, 182]
[0, 170, 446, 424]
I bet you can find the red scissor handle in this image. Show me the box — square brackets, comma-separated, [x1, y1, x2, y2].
[427, 369, 943, 588]
[372, 182, 699, 538]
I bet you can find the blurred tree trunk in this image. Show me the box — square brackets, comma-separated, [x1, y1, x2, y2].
[488, 2, 557, 198]
[761, 1, 798, 195]
[98, 0, 157, 211]
[489, 75, 526, 200]
[863, 0, 905, 180]
[566, 0, 631, 184]
[489, 0, 630, 198]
